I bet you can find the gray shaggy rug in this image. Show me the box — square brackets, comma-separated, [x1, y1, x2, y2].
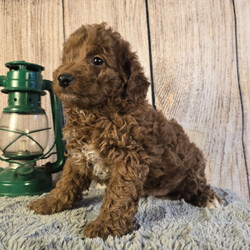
[0, 186, 249, 249]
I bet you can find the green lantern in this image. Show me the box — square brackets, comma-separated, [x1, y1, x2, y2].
[0, 61, 65, 197]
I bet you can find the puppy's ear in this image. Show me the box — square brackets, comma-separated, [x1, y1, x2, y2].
[121, 45, 150, 105]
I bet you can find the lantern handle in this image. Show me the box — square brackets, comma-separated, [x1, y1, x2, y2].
[43, 80, 65, 173]
[0, 76, 5, 86]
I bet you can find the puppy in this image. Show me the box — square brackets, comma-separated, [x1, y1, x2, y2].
[29, 23, 221, 240]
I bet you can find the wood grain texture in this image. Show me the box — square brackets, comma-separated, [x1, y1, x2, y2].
[0, 0, 249, 199]
[63, 0, 152, 103]
[148, 0, 249, 199]
[234, 0, 250, 196]
[0, 0, 64, 166]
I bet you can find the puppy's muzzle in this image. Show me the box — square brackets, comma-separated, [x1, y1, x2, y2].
[58, 74, 74, 88]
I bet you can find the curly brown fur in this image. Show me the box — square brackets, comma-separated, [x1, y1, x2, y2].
[29, 23, 222, 240]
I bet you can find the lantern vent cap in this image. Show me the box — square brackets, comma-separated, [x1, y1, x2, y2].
[5, 61, 44, 72]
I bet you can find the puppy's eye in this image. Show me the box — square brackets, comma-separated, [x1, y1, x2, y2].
[92, 57, 104, 66]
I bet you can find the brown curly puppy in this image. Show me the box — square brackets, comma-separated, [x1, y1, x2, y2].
[29, 23, 221, 240]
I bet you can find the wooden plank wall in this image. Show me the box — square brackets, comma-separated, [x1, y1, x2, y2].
[235, 0, 250, 200]
[0, 0, 249, 200]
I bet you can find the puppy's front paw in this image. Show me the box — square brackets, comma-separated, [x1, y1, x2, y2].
[84, 219, 120, 240]
[206, 197, 222, 209]
[28, 197, 67, 215]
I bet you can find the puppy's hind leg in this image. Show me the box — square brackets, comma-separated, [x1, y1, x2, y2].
[173, 167, 222, 209]
[28, 158, 91, 214]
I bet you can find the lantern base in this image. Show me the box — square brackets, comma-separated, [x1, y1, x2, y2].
[0, 166, 52, 197]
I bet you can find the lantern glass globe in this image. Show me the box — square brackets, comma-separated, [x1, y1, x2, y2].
[0, 112, 49, 157]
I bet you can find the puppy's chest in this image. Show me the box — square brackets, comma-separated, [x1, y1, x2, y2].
[81, 143, 109, 180]
[64, 120, 109, 180]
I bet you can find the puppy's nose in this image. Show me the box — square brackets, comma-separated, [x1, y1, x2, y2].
[58, 74, 74, 88]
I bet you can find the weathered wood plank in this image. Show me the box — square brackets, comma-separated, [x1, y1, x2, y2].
[0, 0, 64, 166]
[0, 0, 248, 199]
[234, 0, 250, 197]
[148, 0, 249, 199]
[0, 0, 63, 82]
[63, 0, 152, 103]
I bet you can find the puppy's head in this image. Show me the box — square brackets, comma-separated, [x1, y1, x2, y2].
[53, 23, 150, 109]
